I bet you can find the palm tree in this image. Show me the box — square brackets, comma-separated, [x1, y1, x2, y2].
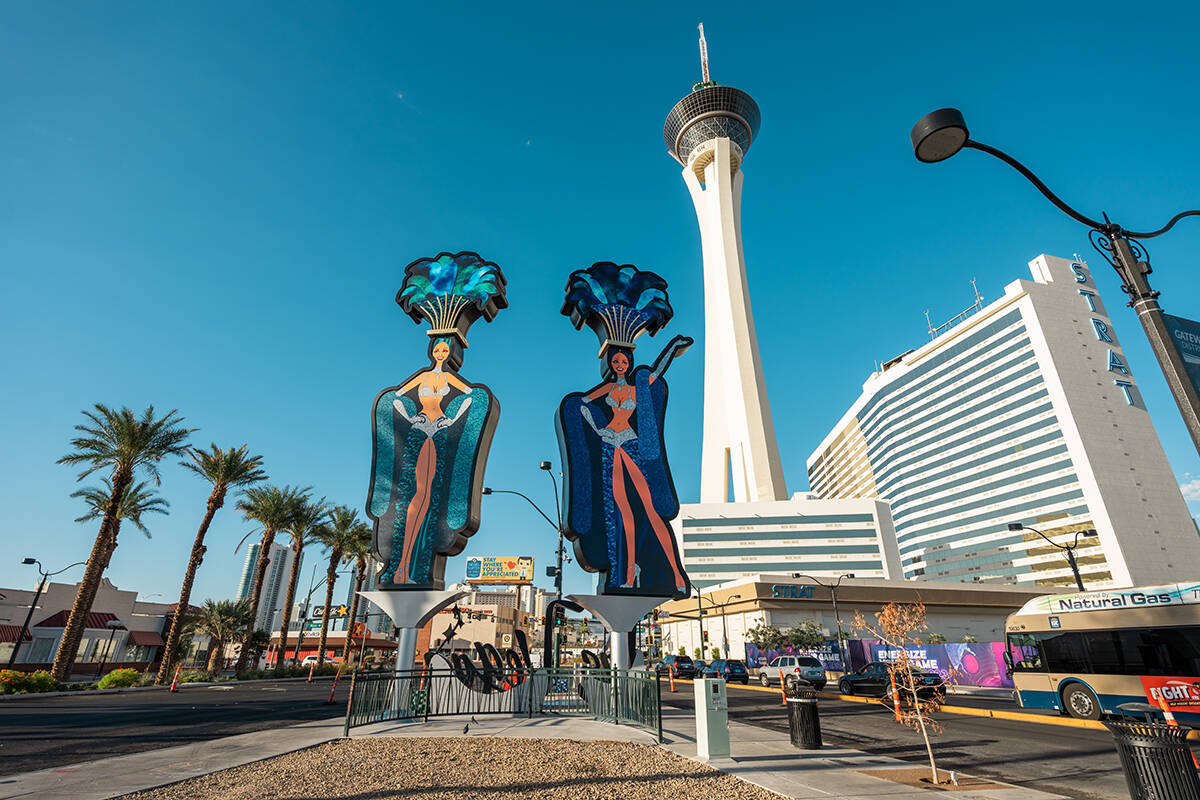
[53, 404, 193, 682]
[232, 484, 310, 673]
[155, 445, 267, 685]
[311, 507, 371, 666]
[275, 497, 330, 670]
[193, 599, 253, 673]
[71, 479, 171, 537]
[341, 526, 376, 661]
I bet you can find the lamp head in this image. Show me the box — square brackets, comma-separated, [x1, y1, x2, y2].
[106, 619, 122, 629]
[1007, 522, 1024, 532]
[911, 108, 969, 163]
[845, 573, 855, 579]
[539, 461, 552, 471]
[1081, 529, 1098, 537]
[21, 557, 36, 565]
[482, 487, 492, 495]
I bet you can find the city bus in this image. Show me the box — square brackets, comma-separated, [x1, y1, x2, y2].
[1004, 582, 1200, 721]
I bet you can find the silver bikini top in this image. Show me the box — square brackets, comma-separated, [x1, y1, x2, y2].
[606, 388, 635, 411]
[419, 385, 449, 397]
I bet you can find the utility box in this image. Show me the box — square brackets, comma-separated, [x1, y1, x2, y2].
[694, 677, 730, 759]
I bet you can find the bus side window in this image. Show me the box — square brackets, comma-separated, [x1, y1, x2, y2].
[1007, 634, 1045, 672]
[1040, 631, 1088, 674]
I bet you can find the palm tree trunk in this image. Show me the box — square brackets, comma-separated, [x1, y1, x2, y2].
[206, 637, 225, 673]
[234, 528, 275, 674]
[341, 562, 365, 660]
[51, 469, 131, 682]
[275, 542, 304, 671]
[156, 491, 224, 685]
[316, 548, 341, 667]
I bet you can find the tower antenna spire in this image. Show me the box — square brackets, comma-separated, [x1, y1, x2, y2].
[698, 23, 710, 84]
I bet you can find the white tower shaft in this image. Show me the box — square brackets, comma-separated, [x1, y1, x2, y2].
[683, 137, 788, 503]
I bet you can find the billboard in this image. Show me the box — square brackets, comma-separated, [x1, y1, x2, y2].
[1164, 313, 1200, 399]
[465, 556, 534, 584]
[1142, 676, 1200, 714]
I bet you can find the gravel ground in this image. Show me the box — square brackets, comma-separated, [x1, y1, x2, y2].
[119, 737, 784, 800]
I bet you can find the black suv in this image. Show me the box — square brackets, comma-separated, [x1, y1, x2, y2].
[656, 654, 697, 679]
[838, 661, 945, 699]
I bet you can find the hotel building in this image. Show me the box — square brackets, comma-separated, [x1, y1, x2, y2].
[235, 542, 299, 632]
[676, 493, 902, 590]
[807, 254, 1200, 589]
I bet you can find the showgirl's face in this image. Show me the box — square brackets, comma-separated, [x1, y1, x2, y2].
[610, 351, 629, 377]
[432, 341, 450, 365]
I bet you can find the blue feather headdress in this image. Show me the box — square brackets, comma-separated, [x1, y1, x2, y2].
[561, 262, 673, 358]
[397, 251, 508, 346]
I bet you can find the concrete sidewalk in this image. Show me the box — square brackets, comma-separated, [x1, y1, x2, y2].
[658, 706, 1076, 800]
[0, 705, 1077, 800]
[0, 716, 344, 800]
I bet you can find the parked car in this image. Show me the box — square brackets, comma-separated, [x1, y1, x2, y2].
[838, 661, 945, 699]
[655, 655, 697, 679]
[693, 660, 707, 674]
[701, 658, 750, 684]
[301, 655, 342, 665]
[756, 655, 827, 691]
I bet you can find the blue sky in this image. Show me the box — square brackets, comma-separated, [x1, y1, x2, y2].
[3, 1, 1199, 607]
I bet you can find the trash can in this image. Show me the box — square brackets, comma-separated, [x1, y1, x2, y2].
[785, 684, 822, 749]
[1104, 720, 1200, 800]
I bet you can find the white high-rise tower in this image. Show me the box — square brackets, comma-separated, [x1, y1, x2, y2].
[664, 27, 787, 503]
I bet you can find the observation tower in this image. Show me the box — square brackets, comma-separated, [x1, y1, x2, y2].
[664, 25, 787, 504]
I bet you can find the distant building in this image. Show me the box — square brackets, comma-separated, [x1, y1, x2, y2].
[807, 254, 1200, 589]
[676, 494, 902, 590]
[0, 578, 203, 679]
[236, 542, 299, 632]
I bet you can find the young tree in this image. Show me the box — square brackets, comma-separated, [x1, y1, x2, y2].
[927, 632, 947, 644]
[193, 599, 253, 673]
[311, 506, 370, 666]
[745, 623, 785, 651]
[782, 619, 826, 650]
[275, 497, 330, 670]
[855, 602, 945, 785]
[157, 445, 267, 685]
[54, 405, 192, 681]
[233, 484, 311, 673]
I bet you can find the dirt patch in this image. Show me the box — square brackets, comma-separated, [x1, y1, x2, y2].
[859, 766, 1006, 791]
[119, 737, 786, 799]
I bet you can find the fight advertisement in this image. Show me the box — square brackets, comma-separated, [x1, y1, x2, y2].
[1141, 676, 1200, 714]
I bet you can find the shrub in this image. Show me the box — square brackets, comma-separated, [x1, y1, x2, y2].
[98, 668, 140, 690]
[0, 669, 59, 694]
[236, 669, 265, 681]
[178, 671, 211, 683]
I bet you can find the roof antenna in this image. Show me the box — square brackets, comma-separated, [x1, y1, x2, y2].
[698, 23, 711, 84]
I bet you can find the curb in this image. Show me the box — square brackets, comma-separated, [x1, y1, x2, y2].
[680, 678, 1200, 741]
[0, 673, 344, 702]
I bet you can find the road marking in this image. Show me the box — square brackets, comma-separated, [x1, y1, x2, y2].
[673, 678, 1200, 739]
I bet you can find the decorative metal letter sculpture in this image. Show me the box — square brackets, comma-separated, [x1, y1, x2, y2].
[555, 262, 693, 599]
[367, 251, 507, 591]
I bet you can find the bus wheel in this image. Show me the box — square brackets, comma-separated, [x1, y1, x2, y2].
[1062, 684, 1102, 720]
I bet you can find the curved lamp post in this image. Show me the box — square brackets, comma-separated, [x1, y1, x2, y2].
[1008, 523, 1097, 591]
[911, 108, 1200, 454]
[8, 558, 87, 667]
[792, 572, 854, 673]
[483, 460, 569, 667]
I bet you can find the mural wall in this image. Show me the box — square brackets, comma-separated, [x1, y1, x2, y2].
[555, 262, 692, 599]
[745, 639, 1015, 688]
[367, 251, 507, 591]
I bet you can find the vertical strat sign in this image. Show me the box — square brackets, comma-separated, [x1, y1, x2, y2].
[1071, 260, 1141, 406]
[366, 251, 507, 591]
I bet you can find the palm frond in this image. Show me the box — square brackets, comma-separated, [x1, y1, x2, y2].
[71, 478, 170, 539]
[180, 444, 268, 492]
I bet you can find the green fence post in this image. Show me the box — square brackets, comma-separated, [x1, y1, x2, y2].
[655, 669, 663, 743]
[611, 666, 620, 725]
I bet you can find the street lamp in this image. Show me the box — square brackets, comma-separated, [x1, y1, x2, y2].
[96, 619, 124, 676]
[8, 558, 87, 667]
[1007, 523, 1097, 591]
[911, 107, 1200, 454]
[691, 592, 742, 659]
[792, 573, 854, 673]
[483, 459, 570, 668]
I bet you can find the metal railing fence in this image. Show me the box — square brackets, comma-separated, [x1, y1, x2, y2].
[344, 665, 661, 741]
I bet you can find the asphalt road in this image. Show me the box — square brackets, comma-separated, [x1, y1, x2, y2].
[665, 682, 1132, 800]
[0, 679, 347, 777]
